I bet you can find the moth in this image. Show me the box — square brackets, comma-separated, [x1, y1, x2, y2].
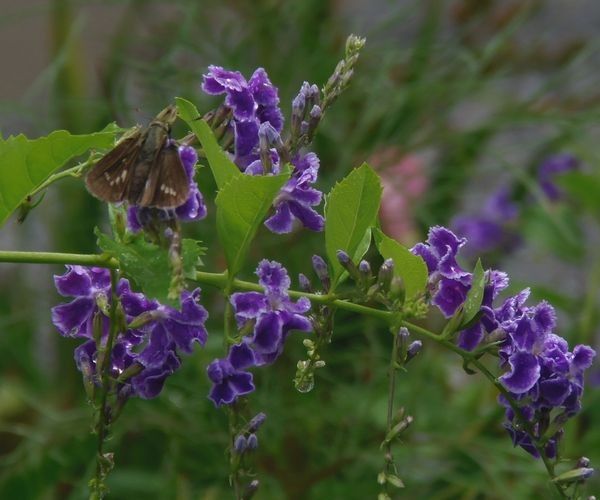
[85, 105, 190, 208]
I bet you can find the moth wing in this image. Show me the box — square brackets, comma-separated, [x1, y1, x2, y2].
[144, 143, 190, 208]
[85, 136, 141, 203]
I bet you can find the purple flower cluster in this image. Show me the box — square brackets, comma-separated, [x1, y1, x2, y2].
[127, 145, 207, 232]
[207, 260, 312, 406]
[52, 266, 208, 399]
[412, 226, 596, 457]
[496, 295, 595, 457]
[201, 66, 324, 233]
[202, 66, 283, 168]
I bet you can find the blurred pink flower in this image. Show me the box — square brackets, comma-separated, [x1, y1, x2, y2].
[370, 148, 429, 244]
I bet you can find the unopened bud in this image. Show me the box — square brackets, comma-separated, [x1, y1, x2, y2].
[312, 254, 330, 290]
[258, 123, 276, 173]
[553, 467, 595, 484]
[246, 433, 258, 451]
[291, 94, 306, 137]
[336, 250, 351, 266]
[577, 457, 591, 468]
[346, 34, 366, 55]
[336, 250, 361, 281]
[242, 479, 260, 499]
[298, 273, 312, 292]
[406, 340, 422, 363]
[248, 412, 267, 432]
[307, 105, 322, 137]
[300, 121, 309, 136]
[377, 259, 394, 291]
[233, 434, 247, 454]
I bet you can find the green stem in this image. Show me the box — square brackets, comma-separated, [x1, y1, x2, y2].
[90, 268, 119, 499]
[29, 157, 97, 200]
[383, 328, 400, 494]
[0, 250, 569, 497]
[0, 251, 118, 268]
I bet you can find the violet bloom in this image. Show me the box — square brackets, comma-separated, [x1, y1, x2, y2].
[127, 145, 207, 232]
[52, 267, 209, 400]
[538, 154, 579, 201]
[51, 266, 111, 338]
[207, 260, 312, 407]
[201, 66, 325, 234]
[411, 226, 471, 317]
[489, 294, 596, 457]
[207, 342, 256, 406]
[202, 66, 283, 168]
[231, 260, 312, 363]
[265, 153, 324, 233]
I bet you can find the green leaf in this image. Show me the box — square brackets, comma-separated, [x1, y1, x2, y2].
[325, 163, 382, 287]
[373, 228, 428, 299]
[460, 259, 485, 327]
[175, 97, 240, 189]
[182, 239, 206, 278]
[0, 128, 117, 226]
[216, 171, 290, 279]
[96, 230, 204, 305]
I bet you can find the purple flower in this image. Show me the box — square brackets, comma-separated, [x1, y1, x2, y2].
[127, 145, 207, 232]
[207, 343, 256, 406]
[201, 66, 324, 234]
[52, 267, 208, 401]
[265, 153, 324, 233]
[411, 226, 471, 317]
[51, 266, 111, 338]
[207, 260, 312, 407]
[202, 66, 283, 167]
[493, 296, 596, 457]
[231, 260, 312, 362]
[538, 154, 579, 201]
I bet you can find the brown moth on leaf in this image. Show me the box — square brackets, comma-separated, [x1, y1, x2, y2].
[85, 105, 190, 208]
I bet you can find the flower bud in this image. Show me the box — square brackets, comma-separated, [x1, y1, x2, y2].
[336, 250, 361, 282]
[377, 258, 394, 292]
[258, 123, 276, 173]
[291, 93, 306, 138]
[307, 105, 322, 138]
[336, 250, 351, 266]
[300, 121, 309, 136]
[406, 340, 422, 363]
[242, 480, 260, 499]
[359, 260, 371, 274]
[312, 254, 330, 290]
[577, 457, 591, 468]
[298, 273, 312, 292]
[246, 433, 258, 450]
[233, 434, 248, 454]
[248, 412, 267, 432]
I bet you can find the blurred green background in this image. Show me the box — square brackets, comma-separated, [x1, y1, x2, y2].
[0, 0, 599, 498]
